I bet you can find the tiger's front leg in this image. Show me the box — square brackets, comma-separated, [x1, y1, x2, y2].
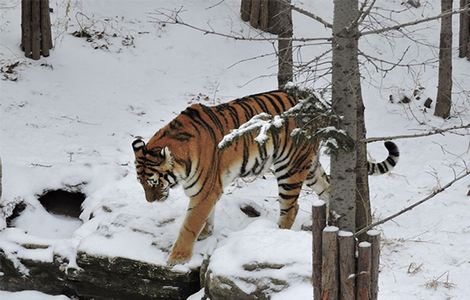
[197, 209, 214, 241]
[168, 187, 221, 265]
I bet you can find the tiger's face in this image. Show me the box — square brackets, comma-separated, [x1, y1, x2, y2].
[132, 139, 177, 202]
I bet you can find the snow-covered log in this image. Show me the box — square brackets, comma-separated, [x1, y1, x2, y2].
[0, 249, 200, 299]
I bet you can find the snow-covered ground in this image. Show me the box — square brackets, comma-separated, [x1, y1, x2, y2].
[1, 0, 469, 299]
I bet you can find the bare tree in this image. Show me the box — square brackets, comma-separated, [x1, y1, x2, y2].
[329, 0, 362, 231]
[435, 0, 453, 119]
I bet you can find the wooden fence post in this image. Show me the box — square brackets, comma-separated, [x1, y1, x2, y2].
[338, 231, 355, 300]
[21, 0, 52, 59]
[356, 242, 371, 300]
[459, 0, 469, 58]
[321, 226, 339, 300]
[312, 201, 327, 300]
[367, 231, 380, 300]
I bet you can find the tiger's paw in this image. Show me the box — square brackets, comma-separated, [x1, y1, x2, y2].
[167, 249, 192, 266]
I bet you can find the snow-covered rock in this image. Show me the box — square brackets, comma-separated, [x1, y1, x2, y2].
[203, 220, 312, 299]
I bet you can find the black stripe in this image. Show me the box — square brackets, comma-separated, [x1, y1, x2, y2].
[262, 94, 282, 115]
[252, 96, 270, 113]
[270, 93, 287, 112]
[240, 135, 250, 176]
[279, 193, 299, 200]
[386, 156, 396, 167]
[279, 182, 302, 191]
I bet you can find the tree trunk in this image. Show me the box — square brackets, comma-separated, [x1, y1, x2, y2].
[355, 87, 371, 235]
[0, 156, 2, 201]
[277, 0, 293, 88]
[435, 0, 453, 119]
[459, 0, 469, 58]
[330, 0, 361, 231]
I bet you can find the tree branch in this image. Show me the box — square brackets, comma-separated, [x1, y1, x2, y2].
[355, 169, 470, 237]
[363, 123, 470, 143]
[360, 5, 470, 37]
[286, 2, 332, 29]
[151, 8, 332, 42]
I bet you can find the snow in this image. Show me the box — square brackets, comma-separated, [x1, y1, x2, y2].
[0, 290, 70, 300]
[0, 0, 469, 299]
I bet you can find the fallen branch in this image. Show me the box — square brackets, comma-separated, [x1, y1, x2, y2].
[355, 169, 470, 237]
[363, 123, 470, 143]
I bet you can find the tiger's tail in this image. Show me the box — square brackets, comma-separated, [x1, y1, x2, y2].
[367, 141, 399, 175]
[305, 141, 399, 201]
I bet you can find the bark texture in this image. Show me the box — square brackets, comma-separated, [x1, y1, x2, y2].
[321, 227, 339, 300]
[277, 0, 293, 88]
[338, 232, 355, 300]
[355, 85, 371, 234]
[312, 203, 327, 300]
[21, 0, 53, 59]
[356, 243, 371, 300]
[435, 0, 453, 119]
[459, 0, 470, 58]
[330, 0, 361, 231]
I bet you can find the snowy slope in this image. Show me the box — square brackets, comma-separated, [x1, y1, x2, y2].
[1, 0, 469, 299]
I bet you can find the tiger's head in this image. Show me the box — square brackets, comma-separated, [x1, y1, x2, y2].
[132, 139, 178, 202]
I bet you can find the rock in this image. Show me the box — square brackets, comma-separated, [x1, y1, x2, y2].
[0, 249, 200, 299]
[202, 220, 312, 300]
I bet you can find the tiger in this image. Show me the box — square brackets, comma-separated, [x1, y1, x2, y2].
[132, 90, 399, 265]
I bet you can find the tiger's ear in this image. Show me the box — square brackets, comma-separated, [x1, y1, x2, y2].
[132, 139, 145, 155]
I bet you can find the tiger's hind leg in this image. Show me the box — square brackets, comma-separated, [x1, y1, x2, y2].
[275, 166, 309, 229]
[305, 157, 331, 203]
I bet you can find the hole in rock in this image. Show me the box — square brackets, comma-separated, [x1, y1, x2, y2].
[38, 190, 86, 218]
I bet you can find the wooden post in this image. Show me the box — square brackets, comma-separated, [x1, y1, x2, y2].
[312, 201, 327, 300]
[459, 0, 469, 58]
[367, 231, 380, 300]
[31, 0, 41, 60]
[338, 231, 355, 300]
[40, 0, 52, 56]
[240, 0, 252, 22]
[21, 0, 32, 57]
[259, 0, 269, 31]
[356, 242, 371, 300]
[321, 226, 339, 300]
[249, 0, 261, 28]
[21, 0, 52, 60]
